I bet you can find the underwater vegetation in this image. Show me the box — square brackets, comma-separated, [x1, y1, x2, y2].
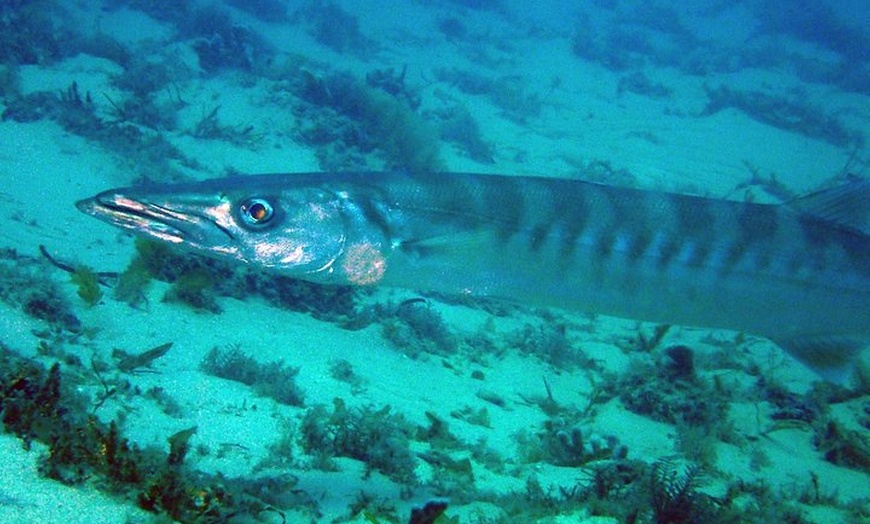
[0, 248, 81, 333]
[0, 0, 69, 65]
[292, 1, 374, 56]
[703, 85, 862, 148]
[3, 3, 869, 523]
[433, 67, 544, 124]
[618, 344, 729, 428]
[201, 344, 305, 407]
[191, 105, 264, 149]
[516, 453, 833, 524]
[617, 70, 673, 99]
[300, 398, 416, 483]
[329, 358, 368, 394]
[2, 80, 189, 183]
[70, 266, 103, 307]
[189, 13, 269, 73]
[649, 459, 717, 524]
[568, 2, 870, 96]
[508, 321, 589, 369]
[0, 0, 281, 184]
[113, 238, 360, 321]
[381, 300, 459, 358]
[433, 102, 495, 164]
[367, 65, 422, 110]
[110, 0, 275, 73]
[293, 68, 442, 173]
[0, 342, 295, 522]
[4, 236, 868, 523]
[226, 0, 288, 23]
[516, 417, 627, 468]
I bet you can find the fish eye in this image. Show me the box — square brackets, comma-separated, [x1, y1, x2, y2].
[239, 197, 275, 227]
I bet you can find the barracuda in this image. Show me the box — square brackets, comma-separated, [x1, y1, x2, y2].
[77, 172, 870, 384]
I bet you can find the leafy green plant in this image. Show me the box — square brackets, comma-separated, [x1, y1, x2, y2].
[299, 398, 416, 483]
[163, 269, 220, 313]
[70, 265, 102, 306]
[0, 249, 80, 332]
[201, 344, 305, 406]
[650, 459, 714, 524]
[0, 343, 274, 521]
[382, 301, 457, 357]
[294, 69, 442, 173]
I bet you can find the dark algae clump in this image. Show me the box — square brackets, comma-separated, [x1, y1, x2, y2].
[300, 398, 416, 483]
[0, 248, 80, 333]
[201, 344, 306, 407]
[0, 343, 290, 522]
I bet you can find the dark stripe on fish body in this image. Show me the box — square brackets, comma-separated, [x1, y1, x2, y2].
[596, 228, 616, 258]
[529, 223, 549, 252]
[843, 232, 870, 277]
[674, 197, 715, 267]
[797, 214, 830, 245]
[797, 216, 870, 278]
[617, 193, 657, 263]
[487, 177, 526, 242]
[627, 230, 652, 262]
[420, 174, 478, 226]
[593, 188, 632, 259]
[656, 237, 682, 269]
[673, 193, 715, 238]
[723, 203, 779, 272]
[536, 180, 576, 253]
[687, 241, 713, 268]
[557, 186, 590, 260]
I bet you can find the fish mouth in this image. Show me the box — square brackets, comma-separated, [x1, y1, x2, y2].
[76, 192, 193, 244]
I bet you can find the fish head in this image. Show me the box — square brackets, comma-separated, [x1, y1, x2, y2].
[76, 179, 354, 281]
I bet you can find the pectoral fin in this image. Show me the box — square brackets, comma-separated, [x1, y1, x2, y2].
[399, 229, 500, 258]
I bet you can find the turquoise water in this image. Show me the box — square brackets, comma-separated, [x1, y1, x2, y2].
[0, 1, 868, 523]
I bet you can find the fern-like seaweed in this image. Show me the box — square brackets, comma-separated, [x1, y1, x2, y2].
[650, 458, 710, 524]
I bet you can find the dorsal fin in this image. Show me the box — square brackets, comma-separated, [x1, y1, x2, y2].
[788, 180, 870, 235]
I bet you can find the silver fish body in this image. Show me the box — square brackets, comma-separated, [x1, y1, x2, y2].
[77, 172, 870, 383]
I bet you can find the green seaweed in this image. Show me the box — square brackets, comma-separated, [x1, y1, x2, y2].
[0, 249, 81, 332]
[618, 346, 728, 428]
[70, 265, 102, 306]
[191, 105, 262, 148]
[516, 417, 626, 467]
[113, 253, 153, 308]
[200, 344, 305, 407]
[703, 85, 862, 147]
[382, 301, 458, 357]
[435, 103, 494, 164]
[815, 419, 870, 473]
[293, 69, 442, 173]
[650, 459, 713, 524]
[163, 269, 220, 313]
[295, 1, 373, 55]
[0, 341, 300, 521]
[299, 398, 416, 483]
